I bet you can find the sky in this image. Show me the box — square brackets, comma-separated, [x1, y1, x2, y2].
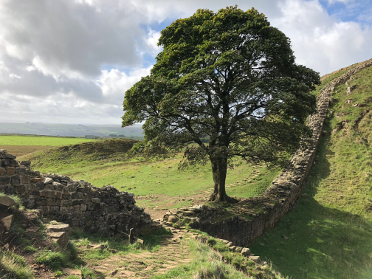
[0, 0, 372, 125]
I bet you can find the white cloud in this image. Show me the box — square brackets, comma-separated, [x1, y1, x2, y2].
[273, 0, 372, 75]
[99, 66, 152, 105]
[0, 0, 371, 124]
[325, 0, 354, 4]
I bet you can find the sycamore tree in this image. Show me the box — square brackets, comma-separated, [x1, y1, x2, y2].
[122, 6, 320, 202]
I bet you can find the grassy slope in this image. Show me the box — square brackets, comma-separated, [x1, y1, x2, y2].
[22, 139, 280, 210]
[250, 63, 372, 279]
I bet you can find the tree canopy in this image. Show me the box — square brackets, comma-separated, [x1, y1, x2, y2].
[122, 6, 320, 202]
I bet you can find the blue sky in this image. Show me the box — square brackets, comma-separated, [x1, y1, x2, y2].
[0, 0, 372, 124]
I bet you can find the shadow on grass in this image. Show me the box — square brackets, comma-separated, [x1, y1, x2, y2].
[250, 119, 372, 279]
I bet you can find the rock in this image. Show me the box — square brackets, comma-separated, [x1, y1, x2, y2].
[282, 235, 288, 240]
[47, 223, 72, 233]
[168, 215, 178, 223]
[235, 246, 243, 253]
[20, 161, 31, 168]
[47, 222, 72, 249]
[248, 255, 261, 263]
[63, 268, 82, 278]
[241, 247, 251, 256]
[229, 246, 236, 252]
[44, 177, 53, 184]
[346, 85, 357, 95]
[0, 214, 14, 232]
[48, 231, 70, 249]
[0, 196, 15, 207]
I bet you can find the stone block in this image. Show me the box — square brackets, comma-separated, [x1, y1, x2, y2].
[11, 176, 20, 185]
[60, 207, 69, 214]
[36, 181, 45, 190]
[20, 161, 31, 168]
[20, 175, 30, 184]
[47, 199, 55, 206]
[0, 167, 6, 176]
[31, 177, 44, 183]
[61, 200, 72, 206]
[55, 191, 62, 198]
[6, 167, 16, 176]
[0, 176, 11, 186]
[48, 231, 69, 249]
[72, 199, 82, 206]
[40, 206, 50, 215]
[50, 206, 60, 214]
[16, 167, 27, 175]
[45, 184, 55, 190]
[67, 183, 77, 192]
[91, 198, 101, 203]
[45, 190, 55, 198]
[53, 182, 64, 191]
[80, 204, 87, 211]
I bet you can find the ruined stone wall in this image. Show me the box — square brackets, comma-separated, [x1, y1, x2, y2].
[0, 150, 151, 236]
[164, 59, 372, 247]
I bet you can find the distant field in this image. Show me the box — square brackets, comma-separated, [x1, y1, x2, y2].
[0, 135, 97, 157]
[0, 135, 96, 146]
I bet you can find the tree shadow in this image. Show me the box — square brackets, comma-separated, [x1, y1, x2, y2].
[250, 119, 372, 279]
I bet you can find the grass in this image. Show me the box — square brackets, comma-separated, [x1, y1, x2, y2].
[35, 242, 80, 270]
[0, 250, 33, 279]
[151, 239, 250, 279]
[70, 226, 172, 261]
[0, 134, 96, 146]
[20, 139, 280, 210]
[152, 237, 286, 279]
[249, 62, 372, 279]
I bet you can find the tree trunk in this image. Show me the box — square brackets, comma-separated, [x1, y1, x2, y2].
[209, 154, 230, 202]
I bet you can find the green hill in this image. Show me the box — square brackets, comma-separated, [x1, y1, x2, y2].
[249, 60, 372, 279]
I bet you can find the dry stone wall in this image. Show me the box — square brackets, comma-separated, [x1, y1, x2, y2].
[0, 149, 151, 236]
[164, 59, 372, 247]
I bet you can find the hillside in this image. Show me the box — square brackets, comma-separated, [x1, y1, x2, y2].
[249, 59, 372, 279]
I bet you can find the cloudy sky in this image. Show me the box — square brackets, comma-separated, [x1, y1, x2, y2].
[0, 0, 372, 125]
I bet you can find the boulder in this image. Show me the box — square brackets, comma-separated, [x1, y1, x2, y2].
[0, 214, 14, 232]
[241, 247, 251, 256]
[0, 196, 15, 207]
[168, 215, 178, 223]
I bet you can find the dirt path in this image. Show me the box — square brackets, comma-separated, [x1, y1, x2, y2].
[87, 225, 194, 278]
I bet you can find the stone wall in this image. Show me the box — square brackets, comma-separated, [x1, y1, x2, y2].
[164, 58, 372, 247]
[0, 150, 151, 236]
